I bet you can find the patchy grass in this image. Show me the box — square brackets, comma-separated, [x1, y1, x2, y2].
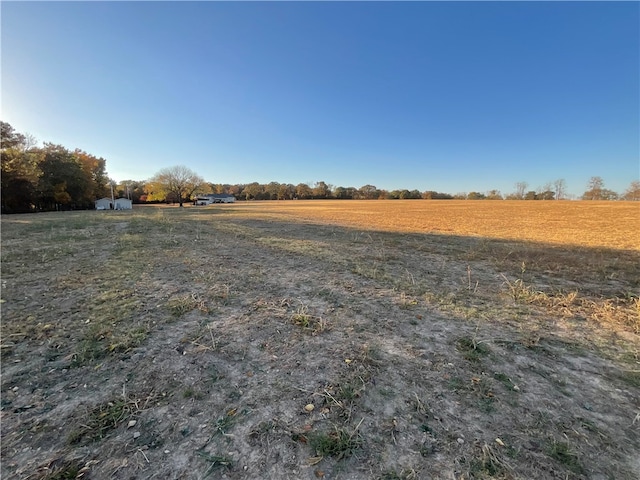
[309, 424, 363, 460]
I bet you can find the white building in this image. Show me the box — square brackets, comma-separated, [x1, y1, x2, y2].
[95, 198, 113, 210]
[195, 194, 236, 205]
[114, 198, 133, 210]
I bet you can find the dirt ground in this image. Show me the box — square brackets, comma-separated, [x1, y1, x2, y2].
[1, 204, 638, 479]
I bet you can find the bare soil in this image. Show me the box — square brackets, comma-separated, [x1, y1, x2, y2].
[1, 204, 638, 480]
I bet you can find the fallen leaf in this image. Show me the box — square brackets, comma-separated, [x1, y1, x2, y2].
[306, 456, 323, 466]
[495, 438, 505, 446]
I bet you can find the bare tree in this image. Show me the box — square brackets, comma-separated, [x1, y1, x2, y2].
[582, 176, 605, 200]
[514, 181, 528, 200]
[553, 179, 567, 200]
[147, 165, 205, 207]
[622, 180, 640, 201]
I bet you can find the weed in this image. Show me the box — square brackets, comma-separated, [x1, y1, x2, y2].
[457, 337, 490, 362]
[68, 398, 131, 444]
[546, 440, 584, 475]
[214, 408, 239, 435]
[309, 425, 363, 460]
[291, 304, 329, 335]
[197, 450, 232, 477]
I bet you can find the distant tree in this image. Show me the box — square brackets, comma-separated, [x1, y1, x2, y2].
[312, 181, 331, 199]
[486, 190, 503, 200]
[295, 183, 313, 199]
[622, 180, 640, 201]
[422, 191, 453, 199]
[333, 186, 356, 199]
[467, 192, 486, 200]
[582, 176, 609, 200]
[553, 179, 567, 200]
[116, 180, 146, 203]
[514, 181, 528, 200]
[538, 190, 555, 201]
[357, 184, 380, 200]
[264, 182, 281, 200]
[146, 165, 205, 206]
[243, 182, 263, 200]
[524, 191, 538, 200]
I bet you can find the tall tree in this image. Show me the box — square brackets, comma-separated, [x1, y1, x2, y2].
[514, 181, 528, 200]
[1, 122, 42, 212]
[553, 179, 567, 200]
[582, 176, 605, 200]
[622, 180, 640, 201]
[146, 165, 205, 207]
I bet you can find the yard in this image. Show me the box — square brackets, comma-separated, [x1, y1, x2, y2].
[1, 201, 638, 479]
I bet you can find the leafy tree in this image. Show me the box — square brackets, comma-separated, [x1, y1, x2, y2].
[537, 190, 555, 200]
[278, 183, 295, 200]
[486, 190, 503, 200]
[524, 191, 538, 200]
[295, 183, 313, 199]
[38, 143, 92, 210]
[146, 165, 205, 206]
[312, 181, 331, 199]
[1, 122, 42, 212]
[357, 184, 380, 199]
[333, 186, 356, 199]
[265, 182, 281, 200]
[467, 191, 486, 200]
[622, 180, 640, 201]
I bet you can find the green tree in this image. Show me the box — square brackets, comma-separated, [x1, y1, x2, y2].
[1, 122, 42, 212]
[38, 144, 92, 210]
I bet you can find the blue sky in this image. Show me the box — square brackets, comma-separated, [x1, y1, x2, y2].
[2, 1, 638, 197]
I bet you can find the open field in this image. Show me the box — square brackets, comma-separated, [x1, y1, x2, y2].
[1, 201, 639, 479]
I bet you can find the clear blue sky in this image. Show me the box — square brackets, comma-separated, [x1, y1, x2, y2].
[2, 1, 638, 197]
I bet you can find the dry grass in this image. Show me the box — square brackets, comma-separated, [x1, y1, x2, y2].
[207, 200, 640, 251]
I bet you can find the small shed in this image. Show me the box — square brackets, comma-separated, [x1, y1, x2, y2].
[95, 198, 113, 210]
[114, 198, 133, 210]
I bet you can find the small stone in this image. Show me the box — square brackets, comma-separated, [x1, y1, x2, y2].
[133, 432, 141, 439]
[304, 404, 315, 412]
[128, 420, 137, 428]
[456, 438, 464, 444]
[12, 387, 18, 392]
[164, 450, 170, 454]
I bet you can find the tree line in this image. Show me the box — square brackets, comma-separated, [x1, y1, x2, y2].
[2, 121, 639, 213]
[1, 122, 110, 213]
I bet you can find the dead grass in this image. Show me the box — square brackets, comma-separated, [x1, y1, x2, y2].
[1, 203, 638, 480]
